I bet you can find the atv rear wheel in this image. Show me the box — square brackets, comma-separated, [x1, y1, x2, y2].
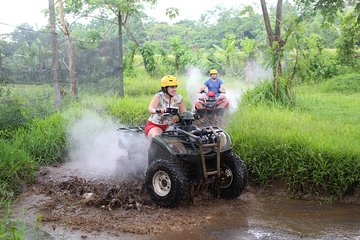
[145, 159, 188, 208]
[217, 152, 247, 198]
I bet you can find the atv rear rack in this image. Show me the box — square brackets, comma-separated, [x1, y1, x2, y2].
[117, 126, 145, 132]
[176, 127, 221, 181]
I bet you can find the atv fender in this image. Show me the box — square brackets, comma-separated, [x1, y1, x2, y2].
[148, 136, 183, 164]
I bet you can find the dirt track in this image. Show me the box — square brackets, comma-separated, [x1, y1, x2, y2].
[12, 163, 360, 240]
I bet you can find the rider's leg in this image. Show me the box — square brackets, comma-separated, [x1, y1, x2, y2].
[147, 127, 163, 140]
[218, 93, 227, 100]
[198, 93, 207, 100]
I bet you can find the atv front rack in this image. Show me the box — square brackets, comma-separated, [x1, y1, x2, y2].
[176, 127, 221, 181]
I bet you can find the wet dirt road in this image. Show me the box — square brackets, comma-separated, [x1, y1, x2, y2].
[11, 164, 360, 240]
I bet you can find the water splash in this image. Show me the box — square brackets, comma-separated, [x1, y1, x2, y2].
[66, 111, 148, 180]
[185, 66, 203, 111]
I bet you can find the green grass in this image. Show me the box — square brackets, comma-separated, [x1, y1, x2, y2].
[319, 73, 360, 94]
[295, 85, 360, 125]
[228, 82, 360, 197]
[0, 140, 38, 202]
[104, 95, 152, 125]
[13, 113, 67, 165]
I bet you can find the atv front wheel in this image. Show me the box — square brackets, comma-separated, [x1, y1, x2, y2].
[145, 159, 188, 208]
[217, 152, 247, 198]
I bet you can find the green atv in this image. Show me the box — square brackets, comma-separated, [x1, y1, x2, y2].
[145, 108, 247, 208]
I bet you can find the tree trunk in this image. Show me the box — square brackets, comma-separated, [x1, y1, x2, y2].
[117, 12, 124, 97]
[68, 38, 77, 97]
[58, 0, 77, 98]
[0, 48, 2, 75]
[49, 0, 61, 109]
[260, 0, 274, 46]
[260, 0, 284, 98]
[274, 0, 283, 38]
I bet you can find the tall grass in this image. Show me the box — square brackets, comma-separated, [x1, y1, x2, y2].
[105, 95, 152, 125]
[0, 140, 38, 202]
[319, 73, 360, 94]
[228, 82, 360, 197]
[13, 113, 67, 165]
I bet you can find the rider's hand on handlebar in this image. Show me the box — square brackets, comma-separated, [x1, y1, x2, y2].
[165, 107, 179, 115]
[199, 90, 206, 94]
[155, 109, 164, 114]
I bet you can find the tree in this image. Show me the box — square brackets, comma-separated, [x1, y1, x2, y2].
[260, 0, 285, 98]
[296, 0, 360, 23]
[49, 0, 62, 109]
[336, 10, 360, 66]
[58, 0, 78, 98]
[88, 0, 157, 97]
[260, 0, 301, 101]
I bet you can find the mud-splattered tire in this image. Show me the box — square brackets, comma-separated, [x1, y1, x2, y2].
[217, 152, 247, 198]
[145, 159, 188, 208]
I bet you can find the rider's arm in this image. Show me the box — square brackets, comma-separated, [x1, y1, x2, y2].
[198, 84, 207, 93]
[220, 84, 226, 93]
[179, 100, 186, 113]
[148, 94, 164, 114]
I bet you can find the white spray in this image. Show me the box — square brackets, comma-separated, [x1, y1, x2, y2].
[66, 111, 149, 180]
[185, 66, 204, 111]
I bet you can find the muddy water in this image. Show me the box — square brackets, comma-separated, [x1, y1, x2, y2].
[11, 164, 360, 240]
[155, 196, 360, 240]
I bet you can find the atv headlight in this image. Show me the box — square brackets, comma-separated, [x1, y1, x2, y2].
[219, 132, 228, 149]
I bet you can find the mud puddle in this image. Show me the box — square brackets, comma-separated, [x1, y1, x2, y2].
[11, 163, 360, 240]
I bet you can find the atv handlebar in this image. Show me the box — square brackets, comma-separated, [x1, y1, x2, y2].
[199, 90, 226, 94]
[165, 107, 179, 115]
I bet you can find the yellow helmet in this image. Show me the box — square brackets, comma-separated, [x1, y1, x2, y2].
[210, 69, 218, 75]
[161, 75, 179, 87]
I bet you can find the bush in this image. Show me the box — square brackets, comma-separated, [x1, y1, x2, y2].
[296, 34, 339, 82]
[320, 73, 360, 94]
[13, 113, 67, 164]
[0, 140, 37, 202]
[242, 78, 292, 107]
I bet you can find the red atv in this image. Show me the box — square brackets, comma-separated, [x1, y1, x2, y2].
[194, 90, 229, 118]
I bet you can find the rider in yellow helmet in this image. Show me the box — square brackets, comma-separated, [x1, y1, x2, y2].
[145, 75, 186, 139]
[198, 69, 226, 99]
[209, 69, 218, 75]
